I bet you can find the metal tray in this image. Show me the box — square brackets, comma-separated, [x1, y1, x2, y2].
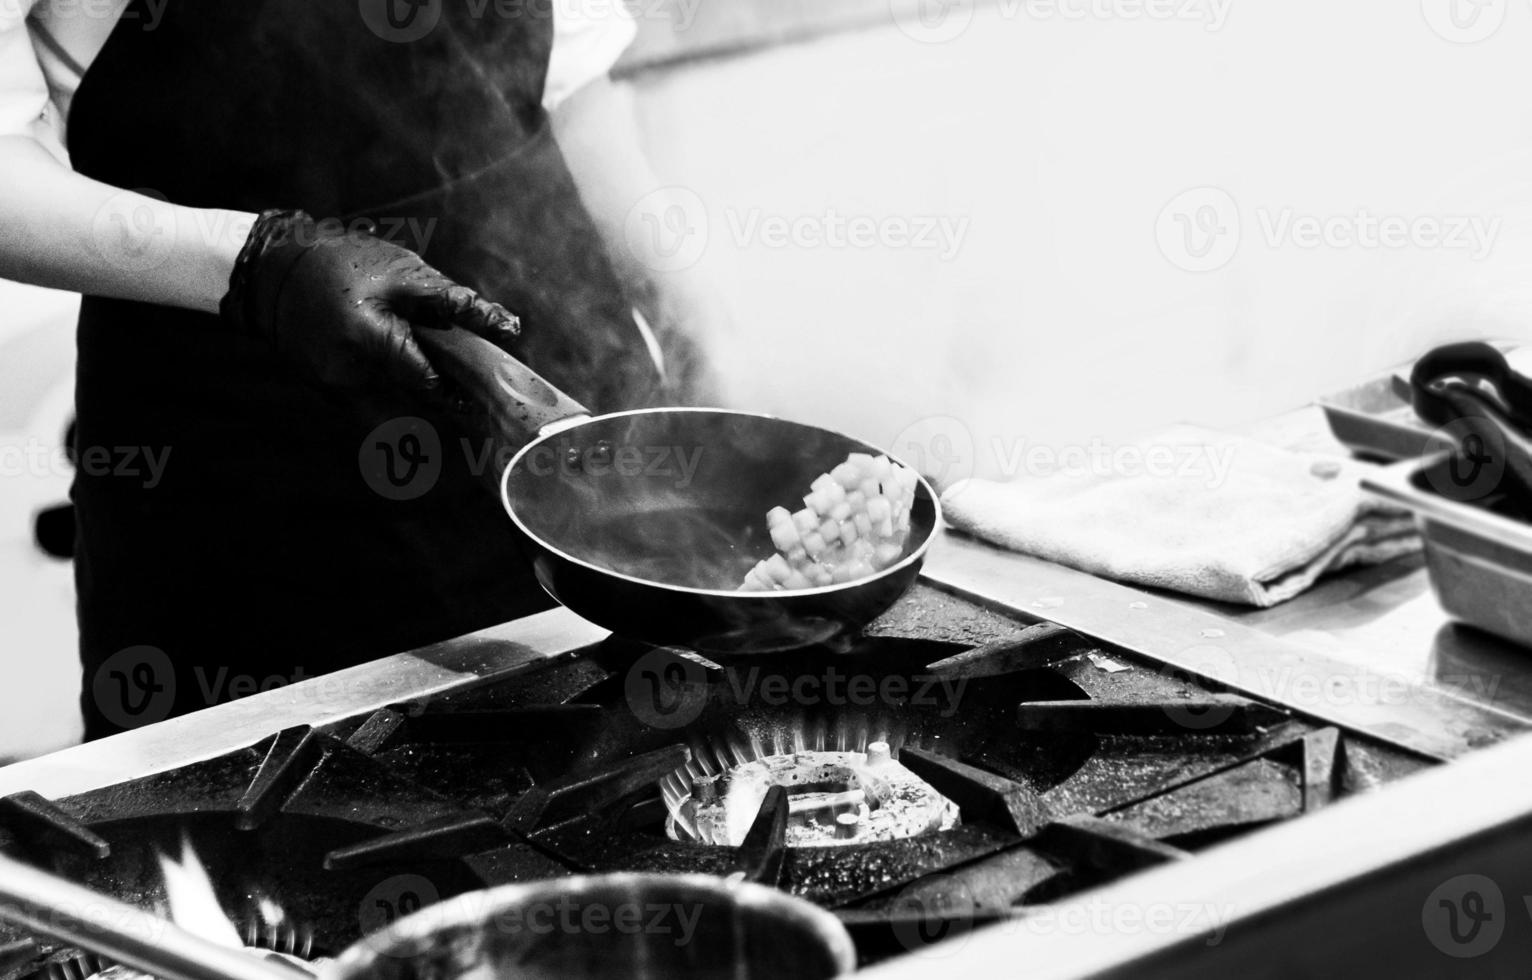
[1364, 453, 1532, 648]
[1320, 342, 1529, 461]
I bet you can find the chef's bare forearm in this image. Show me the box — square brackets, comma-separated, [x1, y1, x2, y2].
[0, 136, 253, 314]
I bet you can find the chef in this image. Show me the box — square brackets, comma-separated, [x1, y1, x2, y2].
[0, 0, 720, 738]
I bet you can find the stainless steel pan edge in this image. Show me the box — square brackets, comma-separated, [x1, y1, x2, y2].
[499, 406, 944, 600]
[1362, 451, 1532, 554]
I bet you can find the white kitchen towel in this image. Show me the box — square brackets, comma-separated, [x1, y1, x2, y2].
[940, 425, 1420, 607]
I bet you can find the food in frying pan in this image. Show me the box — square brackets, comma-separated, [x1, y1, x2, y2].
[740, 452, 919, 591]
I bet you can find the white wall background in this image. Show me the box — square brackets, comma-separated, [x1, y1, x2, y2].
[630, 0, 1532, 481]
[3, 0, 1531, 759]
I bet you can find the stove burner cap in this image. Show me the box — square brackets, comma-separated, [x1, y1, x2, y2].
[666, 742, 959, 847]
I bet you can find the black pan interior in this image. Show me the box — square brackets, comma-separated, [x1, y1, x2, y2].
[503, 410, 937, 592]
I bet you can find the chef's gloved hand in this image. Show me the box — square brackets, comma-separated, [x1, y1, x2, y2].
[220, 209, 520, 390]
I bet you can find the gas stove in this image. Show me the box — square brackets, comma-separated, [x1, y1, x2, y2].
[3, 566, 1511, 979]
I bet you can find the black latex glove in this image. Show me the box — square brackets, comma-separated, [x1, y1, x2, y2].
[221, 209, 519, 390]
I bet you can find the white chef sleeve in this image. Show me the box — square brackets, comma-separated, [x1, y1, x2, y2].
[542, 0, 638, 111]
[0, 0, 51, 141]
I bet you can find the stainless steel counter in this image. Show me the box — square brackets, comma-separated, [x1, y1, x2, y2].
[5, 404, 1532, 977]
[923, 533, 1530, 761]
[0, 608, 607, 799]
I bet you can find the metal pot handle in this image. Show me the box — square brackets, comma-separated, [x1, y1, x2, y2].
[414, 326, 591, 447]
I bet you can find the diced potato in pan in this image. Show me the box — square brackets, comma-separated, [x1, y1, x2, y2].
[740, 453, 919, 591]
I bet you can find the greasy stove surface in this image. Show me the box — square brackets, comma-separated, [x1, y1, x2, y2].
[0, 588, 1434, 976]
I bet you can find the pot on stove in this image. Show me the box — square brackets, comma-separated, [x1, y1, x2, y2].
[326, 873, 857, 980]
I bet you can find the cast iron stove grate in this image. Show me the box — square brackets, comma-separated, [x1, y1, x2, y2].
[0, 604, 1433, 974]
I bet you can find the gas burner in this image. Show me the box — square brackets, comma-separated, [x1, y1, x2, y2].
[42, 914, 322, 980]
[665, 742, 960, 847]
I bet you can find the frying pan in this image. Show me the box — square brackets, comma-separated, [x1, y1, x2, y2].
[414, 327, 940, 655]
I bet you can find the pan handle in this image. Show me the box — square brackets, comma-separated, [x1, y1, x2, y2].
[414, 326, 591, 446]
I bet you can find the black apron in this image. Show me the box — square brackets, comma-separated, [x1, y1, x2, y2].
[68, 0, 663, 738]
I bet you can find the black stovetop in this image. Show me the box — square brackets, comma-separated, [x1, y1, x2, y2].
[0, 588, 1433, 976]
